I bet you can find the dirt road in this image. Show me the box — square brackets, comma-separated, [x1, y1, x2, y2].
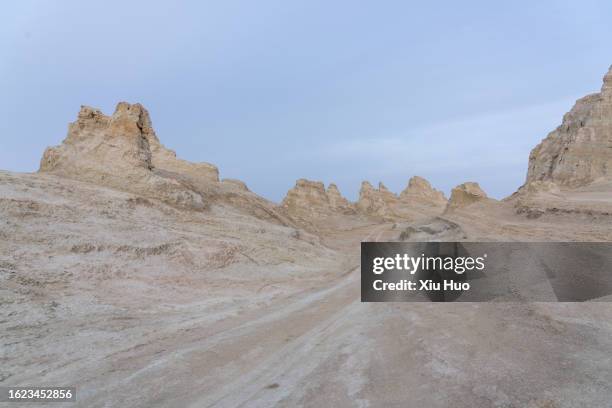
[82, 224, 612, 407]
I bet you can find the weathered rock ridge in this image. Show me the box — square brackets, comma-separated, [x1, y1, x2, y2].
[356, 178, 448, 219]
[40, 103, 217, 209]
[282, 176, 448, 223]
[525, 65, 612, 189]
[39, 102, 290, 225]
[281, 179, 356, 222]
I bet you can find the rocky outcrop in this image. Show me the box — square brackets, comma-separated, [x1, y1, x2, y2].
[282, 179, 328, 216]
[40, 103, 212, 210]
[35, 103, 295, 218]
[283, 177, 448, 222]
[446, 182, 488, 210]
[399, 176, 446, 206]
[356, 177, 448, 218]
[356, 181, 395, 218]
[221, 178, 249, 192]
[525, 65, 612, 189]
[40, 104, 152, 174]
[326, 183, 354, 213]
[281, 179, 355, 221]
[38, 103, 296, 225]
[377, 182, 399, 202]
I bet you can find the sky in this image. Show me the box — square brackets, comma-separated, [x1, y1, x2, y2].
[1, 1, 611, 202]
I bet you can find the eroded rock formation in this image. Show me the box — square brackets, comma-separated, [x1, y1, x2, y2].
[326, 183, 355, 213]
[399, 176, 446, 207]
[40, 102, 451, 225]
[38, 102, 291, 226]
[40, 103, 210, 210]
[355, 178, 448, 219]
[377, 182, 399, 202]
[525, 65, 612, 189]
[281, 179, 355, 221]
[356, 181, 395, 218]
[281, 179, 329, 218]
[222, 178, 249, 192]
[282, 177, 448, 222]
[446, 182, 488, 210]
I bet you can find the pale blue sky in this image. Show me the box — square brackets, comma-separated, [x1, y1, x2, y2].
[1, 1, 611, 201]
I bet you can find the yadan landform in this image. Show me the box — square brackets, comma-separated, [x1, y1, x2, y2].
[3, 67, 612, 407]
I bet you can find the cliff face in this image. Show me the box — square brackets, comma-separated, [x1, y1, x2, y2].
[525, 66, 612, 188]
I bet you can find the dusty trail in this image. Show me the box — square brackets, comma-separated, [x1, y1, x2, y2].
[69, 224, 393, 407]
[188, 224, 393, 407]
[188, 223, 612, 408]
[71, 222, 612, 407]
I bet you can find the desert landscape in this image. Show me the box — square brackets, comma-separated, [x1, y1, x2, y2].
[2, 67, 612, 407]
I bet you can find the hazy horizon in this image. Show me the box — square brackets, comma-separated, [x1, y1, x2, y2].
[2, 0, 611, 202]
